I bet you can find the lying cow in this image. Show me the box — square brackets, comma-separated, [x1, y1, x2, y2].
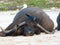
[0, 7, 54, 36]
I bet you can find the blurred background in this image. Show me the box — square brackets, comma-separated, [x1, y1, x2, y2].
[0, 0, 60, 29]
[0, 0, 60, 11]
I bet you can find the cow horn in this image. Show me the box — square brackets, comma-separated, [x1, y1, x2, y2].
[36, 23, 53, 34]
[0, 26, 11, 33]
[18, 21, 26, 26]
[0, 26, 4, 32]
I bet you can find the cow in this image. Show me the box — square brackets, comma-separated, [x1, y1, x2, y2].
[0, 7, 54, 36]
[56, 13, 60, 31]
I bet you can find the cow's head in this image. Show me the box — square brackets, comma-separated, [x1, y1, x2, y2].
[23, 27, 35, 36]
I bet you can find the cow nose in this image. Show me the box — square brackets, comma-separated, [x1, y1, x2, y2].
[28, 30, 34, 34]
[23, 26, 35, 36]
[26, 29, 35, 36]
[23, 29, 35, 36]
[28, 30, 32, 33]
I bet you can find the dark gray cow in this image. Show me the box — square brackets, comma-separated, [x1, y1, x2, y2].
[56, 13, 60, 30]
[4, 7, 54, 36]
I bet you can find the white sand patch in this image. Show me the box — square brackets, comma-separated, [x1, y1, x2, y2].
[0, 31, 60, 45]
